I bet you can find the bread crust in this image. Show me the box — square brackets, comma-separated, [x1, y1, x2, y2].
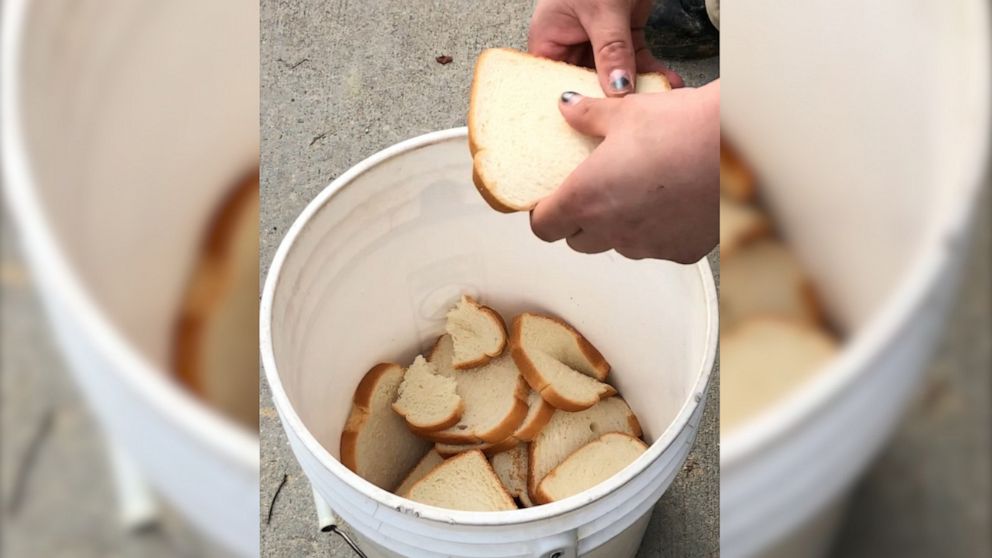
[479, 376, 530, 442]
[340, 362, 403, 474]
[468, 48, 671, 213]
[720, 140, 757, 202]
[394, 397, 464, 432]
[513, 393, 556, 442]
[526, 397, 640, 501]
[450, 296, 509, 370]
[172, 170, 258, 414]
[510, 313, 614, 411]
[405, 450, 517, 511]
[533, 433, 647, 504]
[800, 279, 828, 327]
[526, 438, 540, 502]
[468, 49, 523, 213]
[416, 376, 529, 444]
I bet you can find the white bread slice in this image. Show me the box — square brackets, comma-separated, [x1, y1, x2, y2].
[468, 48, 671, 212]
[395, 449, 445, 498]
[534, 433, 647, 504]
[513, 391, 556, 442]
[445, 295, 507, 369]
[406, 450, 517, 512]
[392, 355, 463, 432]
[528, 397, 642, 501]
[420, 334, 529, 444]
[340, 363, 432, 491]
[720, 196, 769, 257]
[720, 239, 822, 333]
[435, 436, 520, 458]
[491, 444, 533, 507]
[720, 140, 756, 202]
[173, 174, 259, 430]
[721, 318, 838, 431]
[435, 391, 555, 457]
[510, 313, 615, 412]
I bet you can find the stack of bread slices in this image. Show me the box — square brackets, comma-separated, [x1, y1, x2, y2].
[340, 296, 647, 511]
[720, 141, 840, 431]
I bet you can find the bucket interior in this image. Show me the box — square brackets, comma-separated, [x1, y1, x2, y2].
[14, 0, 259, 370]
[268, 132, 716, 465]
[723, 0, 988, 336]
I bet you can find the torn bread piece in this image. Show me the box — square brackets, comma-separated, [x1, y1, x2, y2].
[511, 313, 615, 412]
[340, 363, 432, 491]
[392, 355, 463, 432]
[528, 397, 641, 502]
[469, 48, 671, 212]
[395, 449, 445, 498]
[445, 295, 508, 369]
[406, 450, 517, 512]
[534, 433, 647, 504]
[491, 444, 533, 507]
[420, 334, 529, 444]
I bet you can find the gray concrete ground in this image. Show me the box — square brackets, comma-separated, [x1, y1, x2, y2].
[0, 213, 230, 558]
[258, 1, 720, 556]
[831, 190, 991, 557]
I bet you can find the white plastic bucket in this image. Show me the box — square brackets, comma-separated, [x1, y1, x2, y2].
[720, 1, 990, 556]
[1, 1, 259, 555]
[260, 128, 719, 558]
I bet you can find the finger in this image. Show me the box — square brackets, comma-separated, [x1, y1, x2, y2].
[566, 230, 613, 254]
[528, 1, 590, 65]
[531, 141, 614, 242]
[530, 41, 585, 66]
[633, 33, 685, 88]
[616, 245, 652, 260]
[529, 206, 580, 243]
[557, 93, 622, 137]
[576, 8, 637, 96]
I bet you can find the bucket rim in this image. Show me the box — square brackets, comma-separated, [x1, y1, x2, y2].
[0, 0, 259, 470]
[260, 126, 719, 525]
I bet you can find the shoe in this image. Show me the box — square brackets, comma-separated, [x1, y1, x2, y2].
[646, 0, 719, 60]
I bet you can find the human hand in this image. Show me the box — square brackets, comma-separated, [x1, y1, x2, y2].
[528, 0, 685, 95]
[530, 81, 719, 263]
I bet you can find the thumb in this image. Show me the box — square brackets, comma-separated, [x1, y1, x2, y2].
[558, 92, 622, 137]
[578, 9, 637, 96]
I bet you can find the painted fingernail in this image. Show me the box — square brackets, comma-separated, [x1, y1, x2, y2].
[560, 91, 581, 104]
[609, 69, 632, 92]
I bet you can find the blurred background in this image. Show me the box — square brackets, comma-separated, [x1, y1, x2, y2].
[2, 0, 259, 556]
[2, 0, 991, 557]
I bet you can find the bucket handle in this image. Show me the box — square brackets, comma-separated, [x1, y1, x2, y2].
[313, 487, 577, 558]
[313, 487, 368, 558]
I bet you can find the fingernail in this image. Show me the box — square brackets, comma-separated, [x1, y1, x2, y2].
[609, 69, 632, 92]
[560, 91, 581, 104]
